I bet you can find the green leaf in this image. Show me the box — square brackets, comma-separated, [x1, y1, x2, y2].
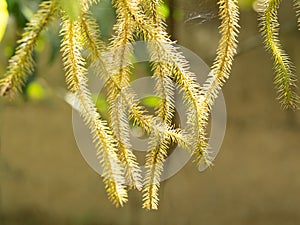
[141, 96, 162, 108]
[0, 0, 9, 42]
[158, 2, 170, 19]
[93, 94, 109, 115]
[26, 81, 46, 101]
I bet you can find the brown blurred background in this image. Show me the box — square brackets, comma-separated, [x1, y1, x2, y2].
[1, 0, 300, 224]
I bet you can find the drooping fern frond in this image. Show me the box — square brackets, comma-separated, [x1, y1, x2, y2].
[195, 0, 239, 165]
[0, 1, 58, 97]
[142, 72, 175, 209]
[81, 0, 143, 191]
[205, 0, 239, 111]
[143, 134, 171, 210]
[60, 16, 128, 207]
[140, 0, 176, 210]
[107, 0, 143, 190]
[259, 0, 299, 109]
[110, 94, 143, 190]
[142, 0, 175, 125]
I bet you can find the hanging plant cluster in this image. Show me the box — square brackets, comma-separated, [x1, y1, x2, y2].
[0, 0, 299, 210]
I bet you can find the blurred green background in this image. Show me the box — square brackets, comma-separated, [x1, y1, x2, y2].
[1, 0, 300, 225]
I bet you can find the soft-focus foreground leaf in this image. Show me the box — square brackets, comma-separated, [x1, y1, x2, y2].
[0, 0, 9, 42]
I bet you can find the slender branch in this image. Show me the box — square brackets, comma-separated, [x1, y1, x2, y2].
[0, 1, 58, 97]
